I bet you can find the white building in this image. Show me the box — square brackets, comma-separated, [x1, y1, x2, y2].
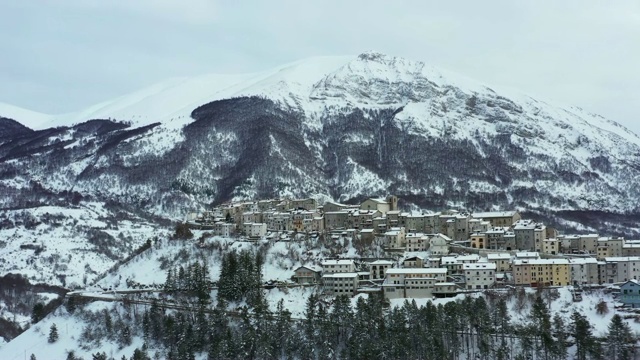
[406, 232, 429, 252]
[369, 260, 394, 280]
[429, 233, 450, 255]
[382, 268, 448, 300]
[463, 263, 497, 290]
[569, 258, 600, 286]
[384, 227, 406, 249]
[321, 259, 356, 274]
[243, 222, 267, 238]
[213, 222, 235, 237]
[322, 272, 359, 296]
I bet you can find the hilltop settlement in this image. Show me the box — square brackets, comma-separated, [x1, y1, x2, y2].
[186, 196, 640, 306]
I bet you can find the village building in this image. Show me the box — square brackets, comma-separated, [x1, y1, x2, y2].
[243, 223, 267, 238]
[568, 258, 600, 286]
[440, 254, 481, 275]
[512, 259, 570, 286]
[597, 237, 625, 260]
[486, 253, 511, 272]
[471, 211, 521, 227]
[406, 232, 429, 252]
[369, 260, 394, 280]
[322, 272, 359, 296]
[603, 257, 640, 284]
[382, 268, 448, 300]
[463, 263, 497, 289]
[403, 256, 425, 268]
[542, 238, 560, 255]
[321, 259, 356, 274]
[293, 265, 322, 284]
[360, 197, 396, 214]
[513, 220, 546, 252]
[384, 227, 406, 249]
[620, 280, 640, 308]
[429, 233, 450, 255]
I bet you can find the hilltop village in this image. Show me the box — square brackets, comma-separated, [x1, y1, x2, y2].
[186, 196, 640, 304]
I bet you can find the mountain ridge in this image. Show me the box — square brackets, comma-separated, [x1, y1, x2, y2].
[0, 51, 638, 237]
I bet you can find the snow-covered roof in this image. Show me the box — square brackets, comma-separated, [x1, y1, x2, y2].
[369, 260, 394, 265]
[321, 259, 355, 266]
[463, 263, 497, 270]
[360, 229, 374, 233]
[515, 251, 540, 258]
[386, 268, 447, 275]
[487, 253, 511, 260]
[513, 259, 570, 265]
[472, 211, 518, 218]
[568, 258, 598, 265]
[605, 257, 640, 262]
[322, 272, 359, 278]
[295, 265, 322, 273]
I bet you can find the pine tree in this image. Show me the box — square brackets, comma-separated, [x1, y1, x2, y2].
[552, 313, 568, 359]
[607, 314, 635, 360]
[32, 303, 45, 323]
[30, 354, 36, 360]
[92, 352, 107, 360]
[572, 311, 601, 360]
[48, 323, 59, 343]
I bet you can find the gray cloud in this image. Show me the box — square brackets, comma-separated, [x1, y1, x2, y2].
[0, 0, 638, 134]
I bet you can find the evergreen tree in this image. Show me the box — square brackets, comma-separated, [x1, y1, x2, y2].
[32, 303, 45, 323]
[30, 354, 36, 360]
[572, 311, 601, 360]
[607, 314, 635, 360]
[531, 295, 554, 359]
[552, 313, 569, 359]
[92, 352, 107, 360]
[48, 323, 59, 343]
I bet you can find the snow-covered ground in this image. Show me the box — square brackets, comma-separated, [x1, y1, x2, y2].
[0, 202, 168, 288]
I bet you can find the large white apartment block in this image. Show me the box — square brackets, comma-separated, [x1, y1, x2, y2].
[321, 259, 356, 274]
[322, 272, 359, 296]
[243, 222, 267, 238]
[383, 268, 448, 300]
[603, 257, 640, 284]
[569, 258, 600, 286]
[463, 263, 497, 289]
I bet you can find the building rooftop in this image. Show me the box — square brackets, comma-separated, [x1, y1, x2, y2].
[463, 263, 497, 270]
[321, 259, 355, 266]
[472, 211, 518, 218]
[386, 268, 448, 275]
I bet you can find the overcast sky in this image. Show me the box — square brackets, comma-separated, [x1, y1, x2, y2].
[1, 1, 639, 134]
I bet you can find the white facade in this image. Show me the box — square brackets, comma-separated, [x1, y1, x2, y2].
[321, 259, 356, 274]
[384, 227, 406, 248]
[383, 268, 448, 300]
[569, 258, 600, 285]
[429, 233, 450, 255]
[406, 232, 429, 252]
[369, 260, 394, 280]
[463, 263, 497, 289]
[322, 272, 359, 296]
[243, 222, 267, 238]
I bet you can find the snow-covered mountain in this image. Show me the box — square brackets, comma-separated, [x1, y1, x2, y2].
[1, 52, 640, 235]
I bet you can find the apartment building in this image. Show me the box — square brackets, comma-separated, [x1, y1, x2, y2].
[512, 259, 570, 286]
[568, 258, 600, 286]
[321, 259, 356, 274]
[486, 253, 511, 272]
[369, 260, 394, 280]
[471, 211, 521, 227]
[603, 257, 640, 284]
[406, 232, 429, 252]
[322, 272, 359, 296]
[382, 268, 448, 300]
[463, 263, 497, 289]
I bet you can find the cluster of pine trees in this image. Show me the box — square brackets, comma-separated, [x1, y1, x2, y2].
[163, 261, 211, 301]
[65, 288, 638, 360]
[216, 250, 265, 309]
